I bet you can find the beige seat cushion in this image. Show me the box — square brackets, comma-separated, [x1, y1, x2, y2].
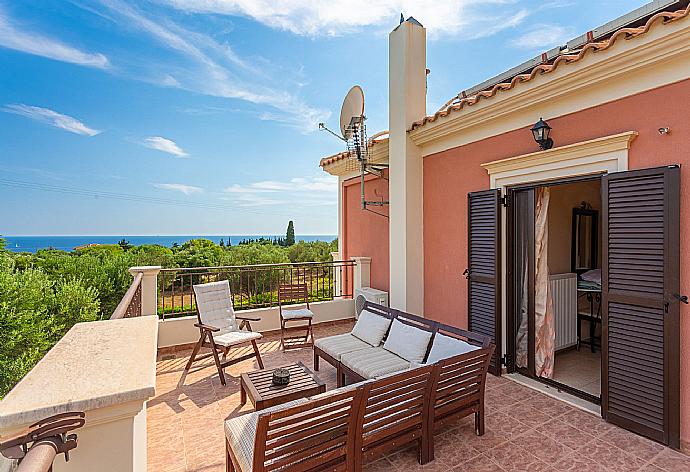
[281, 307, 315, 320]
[314, 333, 372, 361]
[214, 330, 262, 348]
[224, 399, 307, 472]
[340, 347, 410, 379]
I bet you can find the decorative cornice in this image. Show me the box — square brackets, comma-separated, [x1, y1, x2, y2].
[321, 137, 390, 176]
[408, 16, 690, 149]
[481, 131, 637, 175]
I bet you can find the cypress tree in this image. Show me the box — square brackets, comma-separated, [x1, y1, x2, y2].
[286, 221, 295, 246]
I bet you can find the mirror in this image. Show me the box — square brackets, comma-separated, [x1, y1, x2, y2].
[571, 207, 598, 275]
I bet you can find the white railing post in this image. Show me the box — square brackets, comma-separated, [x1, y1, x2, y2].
[350, 257, 371, 292]
[128, 266, 161, 316]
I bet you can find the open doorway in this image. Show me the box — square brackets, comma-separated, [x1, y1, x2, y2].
[509, 177, 602, 403]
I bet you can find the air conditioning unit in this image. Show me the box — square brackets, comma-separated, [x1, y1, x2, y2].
[354, 287, 389, 318]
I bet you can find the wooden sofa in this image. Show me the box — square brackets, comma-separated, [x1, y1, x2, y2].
[224, 303, 494, 471]
[314, 301, 492, 385]
[314, 301, 494, 442]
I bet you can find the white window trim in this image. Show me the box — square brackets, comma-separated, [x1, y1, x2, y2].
[482, 131, 637, 189]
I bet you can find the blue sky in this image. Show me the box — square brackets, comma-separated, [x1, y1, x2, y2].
[0, 0, 646, 236]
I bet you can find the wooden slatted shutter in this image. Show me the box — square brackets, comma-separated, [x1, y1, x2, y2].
[467, 189, 502, 375]
[602, 166, 680, 448]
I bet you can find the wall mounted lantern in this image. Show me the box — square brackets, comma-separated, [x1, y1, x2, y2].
[531, 118, 553, 150]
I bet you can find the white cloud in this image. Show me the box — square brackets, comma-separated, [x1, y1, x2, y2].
[510, 24, 574, 50]
[143, 136, 189, 157]
[2, 104, 101, 136]
[223, 176, 337, 207]
[0, 7, 109, 68]
[153, 183, 203, 194]
[224, 176, 337, 194]
[90, 0, 330, 130]
[160, 0, 528, 39]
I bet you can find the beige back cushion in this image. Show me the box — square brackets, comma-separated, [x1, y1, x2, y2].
[383, 319, 433, 364]
[193, 280, 238, 334]
[351, 310, 392, 347]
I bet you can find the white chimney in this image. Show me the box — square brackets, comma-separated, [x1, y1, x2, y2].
[388, 17, 426, 314]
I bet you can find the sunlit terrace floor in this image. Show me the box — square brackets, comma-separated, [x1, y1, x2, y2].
[148, 320, 690, 472]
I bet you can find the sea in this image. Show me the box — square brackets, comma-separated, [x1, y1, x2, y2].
[3, 235, 337, 253]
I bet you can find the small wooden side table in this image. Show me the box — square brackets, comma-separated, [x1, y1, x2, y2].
[239, 361, 326, 410]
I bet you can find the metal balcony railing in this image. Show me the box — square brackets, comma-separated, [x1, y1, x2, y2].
[157, 260, 355, 319]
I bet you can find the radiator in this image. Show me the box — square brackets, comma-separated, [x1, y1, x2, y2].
[550, 273, 578, 350]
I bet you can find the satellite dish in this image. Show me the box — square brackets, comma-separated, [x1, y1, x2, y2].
[339, 85, 364, 139]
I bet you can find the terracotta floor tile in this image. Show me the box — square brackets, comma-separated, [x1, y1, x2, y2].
[502, 401, 552, 429]
[521, 392, 573, 418]
[650, 448, 690, 471]
[454, 454, 506, 471]
[453, 425, 512, 453]
[147, 322, 688, 472]
[510, 430, 572, 465]
[536, 417, 597, 451]
[577, 441, 647, 471]
[550, 450, 608, 472]
[433, 431, 482, 467]
[364, 457, 396, 471]
[559, 407, 616, 437]
[599, 425, 665, 461]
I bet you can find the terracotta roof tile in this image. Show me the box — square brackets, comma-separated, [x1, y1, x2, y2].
[409, 5, 690, 132]
[319, 131, 389, 168]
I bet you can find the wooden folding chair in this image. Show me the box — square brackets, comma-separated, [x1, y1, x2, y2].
[185, 280, 264, 386]
[278, 283, 315, 351]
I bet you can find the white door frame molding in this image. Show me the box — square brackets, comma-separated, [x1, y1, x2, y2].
[482, 131, 637, 362]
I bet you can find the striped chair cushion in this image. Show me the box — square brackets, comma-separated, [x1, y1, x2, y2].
[193, 280, 238, 334]
[340, 347, 410, 379]
[314, 333, 372, 360]
[224, 399, 307, 472]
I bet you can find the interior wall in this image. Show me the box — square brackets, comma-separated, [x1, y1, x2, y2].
[343, 173, 390, 293]
[547, 180, 602, 275]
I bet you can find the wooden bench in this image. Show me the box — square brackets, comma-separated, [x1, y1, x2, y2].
[225, 350, 494, 471]
[225, 387, 363, 472]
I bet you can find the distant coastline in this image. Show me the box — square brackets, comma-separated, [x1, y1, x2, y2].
[3, 235, 337, 253]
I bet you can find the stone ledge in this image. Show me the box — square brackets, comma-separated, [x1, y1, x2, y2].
[0, 316, 158, 431]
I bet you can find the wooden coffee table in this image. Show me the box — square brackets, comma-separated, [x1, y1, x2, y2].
[239, 361, 326, 410]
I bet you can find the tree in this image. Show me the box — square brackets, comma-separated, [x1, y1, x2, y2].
[285, 221, 295, 246]
[174, 239, 224, 268]
[118, 239, 133, 251]
[219, 239, 225, 248]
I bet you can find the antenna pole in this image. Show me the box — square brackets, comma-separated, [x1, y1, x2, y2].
[318, 123, 346, 142]
[361, 160, 366, 210]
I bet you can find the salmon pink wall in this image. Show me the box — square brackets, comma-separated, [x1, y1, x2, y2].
[423, 78, 690, 444]
[343, 174, 389, 292]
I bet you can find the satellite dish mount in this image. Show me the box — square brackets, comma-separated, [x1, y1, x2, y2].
[338, 86, 389, 215]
